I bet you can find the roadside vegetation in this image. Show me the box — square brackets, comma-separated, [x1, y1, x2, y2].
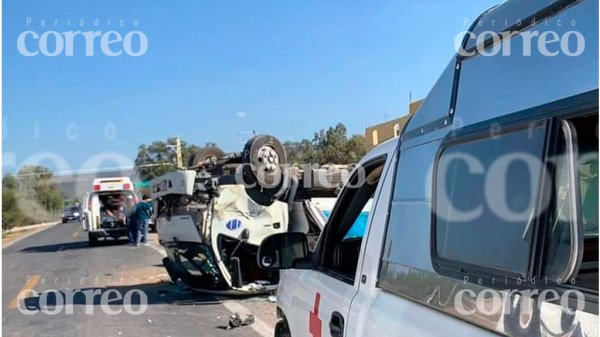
[2, 166, 65, 230]
[284, 123, 366, 165]
[134, 137, 204, 181]
[134, 123, 366, 181]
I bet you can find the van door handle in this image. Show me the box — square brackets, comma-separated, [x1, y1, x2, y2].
[330, 311, 344, 337]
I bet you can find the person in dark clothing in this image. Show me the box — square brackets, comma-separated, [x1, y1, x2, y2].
[124, 195, 137, 244]
[134, 195, 154, 246]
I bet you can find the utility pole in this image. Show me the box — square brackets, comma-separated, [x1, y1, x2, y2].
[175, 136, 183, 169]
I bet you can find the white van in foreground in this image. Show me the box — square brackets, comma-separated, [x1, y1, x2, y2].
[258, 0, 598, 336]
[82, 177, 138, 245]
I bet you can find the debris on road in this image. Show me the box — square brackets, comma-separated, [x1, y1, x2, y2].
[228, 313, 255, 329]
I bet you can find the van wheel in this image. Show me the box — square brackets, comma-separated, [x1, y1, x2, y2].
[88, 233, 98, 246]
[189, 147, 225, 168]
[274, 318, 291, 337]
[162, 257, 180, 283]
[242, 135, 290, 206]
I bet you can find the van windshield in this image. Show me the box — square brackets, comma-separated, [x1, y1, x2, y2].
[322, 198, 373, 240]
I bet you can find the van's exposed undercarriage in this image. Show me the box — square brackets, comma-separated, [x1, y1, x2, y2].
[153, 135, 349, 294]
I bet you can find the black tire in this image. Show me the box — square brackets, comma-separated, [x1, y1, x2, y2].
[242, 134, 287, 170]
[88, 233, 99, 247]
[189, 147, 225, 168]
[244, 176, 289, 206]
[162, 257, 180, 283]
[275, 318, 292, 337]
[241, 135, 289, 206]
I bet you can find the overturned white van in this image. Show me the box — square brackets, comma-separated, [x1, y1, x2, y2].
[153, 135, 350, 294]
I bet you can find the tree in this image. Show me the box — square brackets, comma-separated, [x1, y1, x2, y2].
[284, 123, 366, 165]
[135, 137, 203, 181]
[2, 188, 29, 230]
[284, 139, 315, 164]
[345, 134, 367, 163]
[17, 166, 64, 213]
[2, 173, 19, 189]
[2, 167, 64, 229]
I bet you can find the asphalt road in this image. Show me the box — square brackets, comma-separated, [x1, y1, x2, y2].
[2, 221, 274, 337]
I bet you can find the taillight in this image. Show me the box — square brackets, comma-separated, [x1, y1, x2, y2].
[93, 185, 101, 191]
[123, 183, 131, 190]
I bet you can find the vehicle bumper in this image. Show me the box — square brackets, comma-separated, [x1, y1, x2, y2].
[89, 228, 127, 238]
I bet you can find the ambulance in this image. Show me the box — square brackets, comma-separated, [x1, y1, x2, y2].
[82, 177, 138, 245]
[258, 0, 599, 336]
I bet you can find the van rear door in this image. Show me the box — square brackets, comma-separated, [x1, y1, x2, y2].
[89, 193, 101, 231]
[82, 192, 90, 231]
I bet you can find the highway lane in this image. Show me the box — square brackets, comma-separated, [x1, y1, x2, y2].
[2, 221, 271, 337]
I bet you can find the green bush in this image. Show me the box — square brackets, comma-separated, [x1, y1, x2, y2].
[2, 189, 30, 230]
[2, 167, 64, 230]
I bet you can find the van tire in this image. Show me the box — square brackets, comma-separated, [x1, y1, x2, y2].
[189, 147, 225, 168]
[242, 135, 289, 206]
[162, 257, 180, 283]
[88, 233, 98, 246]
[274, 318, 291, 337]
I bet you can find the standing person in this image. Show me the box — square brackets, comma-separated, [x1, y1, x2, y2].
[135, 195, 154, 246]
[125, 195, 137, 245]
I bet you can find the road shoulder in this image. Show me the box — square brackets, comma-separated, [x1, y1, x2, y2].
[2, 222, 60, 249]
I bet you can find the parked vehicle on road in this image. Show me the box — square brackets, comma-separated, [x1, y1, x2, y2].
[258, 0, 599, 336]
[62, 206, 81, 223]
[82, 177, 138, 246]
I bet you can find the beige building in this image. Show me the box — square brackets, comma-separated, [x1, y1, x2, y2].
[365, 99, 422, 150]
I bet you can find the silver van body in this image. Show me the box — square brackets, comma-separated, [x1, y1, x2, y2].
[266, 1, 598, 336]
[374, 0, 598, 335]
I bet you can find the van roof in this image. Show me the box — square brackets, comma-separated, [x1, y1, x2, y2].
[361, 137, 398, 164]
[92, 177, 132, 184]
[92, 177, 135, 193]
[401, 0, 597, 148]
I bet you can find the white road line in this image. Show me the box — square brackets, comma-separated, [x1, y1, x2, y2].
[147, 242, 272, 337]
[147, 240, 167, 257]
[2, 222, 60, 249]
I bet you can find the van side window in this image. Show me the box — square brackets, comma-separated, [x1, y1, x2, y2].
[433, 126, 546, 277]
[321, 157, 385, 283]
[543, 114, 598, 291]
[543, 123, 576, 280]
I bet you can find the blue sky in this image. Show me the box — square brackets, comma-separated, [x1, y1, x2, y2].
[3, 0, 499, 175]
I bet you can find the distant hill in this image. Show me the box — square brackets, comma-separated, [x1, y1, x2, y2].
[52, 168, 141, 202]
